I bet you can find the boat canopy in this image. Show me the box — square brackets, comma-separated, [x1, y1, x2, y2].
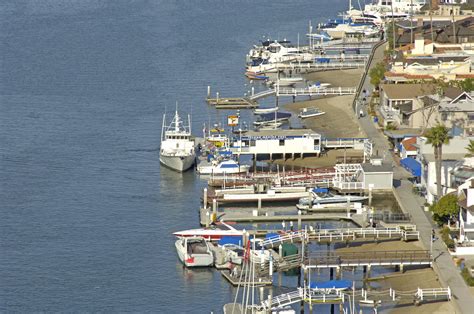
[218, 236, 243, 246]
[309, 280, 352, 290]
[400, 157, 421, 177]
[220, 162, 239, 168]
[313, 188, 328, 193]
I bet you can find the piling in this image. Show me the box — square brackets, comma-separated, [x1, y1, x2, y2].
[206, 211, 210, 228]
[212, 199, 217, 222]
[216, 92, 220, 103]
[251, 86, 255, 96]
[207, 86, 211, 98]
[203, 188, 208, 209]
[297, 210, 302, 230]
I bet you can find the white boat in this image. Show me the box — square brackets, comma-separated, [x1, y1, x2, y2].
[298, 107, 325, 119]
[175, 236, 214, 267]
[298, 188, 368, 207]
[273, 77, 303, 87]
[308, 82, 331, 91]
[257, 121, 283, 130]
[159, 110, 195, 172]
[173, 222, 243, 240]
[218, 186, 311, 204]
[197, 159, 250, 175]
[254, 107, 279, 115]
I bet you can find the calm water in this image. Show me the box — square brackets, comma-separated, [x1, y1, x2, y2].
[1, 0, 352, 312]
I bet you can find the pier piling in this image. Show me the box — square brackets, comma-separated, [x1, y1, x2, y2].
[207, 86, 211, 98]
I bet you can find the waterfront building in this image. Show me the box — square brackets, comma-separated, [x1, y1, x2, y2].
[456, 177, 474, 255]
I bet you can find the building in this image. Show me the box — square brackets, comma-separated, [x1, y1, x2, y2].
[332, 160, 393, 192]
[400, 136, 418, 158]
[385, 37, 474, 82]
[417, 136, 472, 203]
[456, 177, 474, 255]
[230, 129, 322, 160]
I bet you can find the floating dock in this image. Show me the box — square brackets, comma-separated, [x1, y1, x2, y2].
[206, 97, 258, 109]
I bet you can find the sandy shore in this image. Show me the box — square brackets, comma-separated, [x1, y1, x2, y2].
[304, 68, 363, 88]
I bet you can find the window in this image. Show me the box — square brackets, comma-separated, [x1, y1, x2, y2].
[441, 113, 448, 122]
[279, 139, 285, 146]
[250, 140, 256, 147]
[314, 139, 320, 146]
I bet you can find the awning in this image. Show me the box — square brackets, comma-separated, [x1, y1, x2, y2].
[400, 157, 421, 177]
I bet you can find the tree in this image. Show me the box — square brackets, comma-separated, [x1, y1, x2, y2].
[466, 140, 474, 157]
[430, 193, 459, 225]
[369, 62, 386, 87]
[425, 124, 450, 200]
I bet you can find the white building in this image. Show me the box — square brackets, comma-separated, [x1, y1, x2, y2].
[417, 136, 471, 203]
[230, 129, 322, 159]
[457, 177, 474, 255]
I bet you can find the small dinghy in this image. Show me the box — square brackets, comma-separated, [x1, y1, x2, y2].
[298, 107, 325, 119]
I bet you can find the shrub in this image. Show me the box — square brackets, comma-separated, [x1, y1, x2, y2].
[440, 226, 455, 250]
[461, 267, 474, 286]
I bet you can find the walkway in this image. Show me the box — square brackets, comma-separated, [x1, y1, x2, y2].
[356, 42, 474, 313]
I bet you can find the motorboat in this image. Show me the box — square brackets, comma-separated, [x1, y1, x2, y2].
[197, 159, 250, 175]
[254, 107, 279, 115]
[308, 82, 331, 91]
[298, 107, 325, 119]
[175, 236, 214, 267]
[159, 109, 195, 172]
[245, 71, 269, 80]
[253, 112, 291, 126]
[272, 77, 303, 87]
[173, 222, 243, 240]
[298, 188, 368, 207]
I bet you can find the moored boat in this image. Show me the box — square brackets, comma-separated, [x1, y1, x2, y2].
[254, 107, 279, 115]
[298, 107, 325, 119]
[159, 109, 195, 172]
[175, 236, 214, 267]
[173, 222, 243, 240]
[197, 159, 250, 175]
[297, 188, 368, 207]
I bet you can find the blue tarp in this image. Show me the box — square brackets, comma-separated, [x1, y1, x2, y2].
[218, 236, 243, 246]
[400, 157, 421, 177]
[309, 280, 352, 290]
[313, 188, 328, 193]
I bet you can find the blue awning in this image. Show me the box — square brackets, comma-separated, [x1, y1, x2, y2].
[310, 280, 352, 290]
[400, 157, 421, 177]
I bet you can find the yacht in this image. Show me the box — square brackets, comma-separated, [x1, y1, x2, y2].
[173, 222, 243, 240]
[159, 110, 195, 172]
[197, 159, 250, 175]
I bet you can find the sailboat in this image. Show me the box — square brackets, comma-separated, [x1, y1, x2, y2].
[159, 108, 195, 172]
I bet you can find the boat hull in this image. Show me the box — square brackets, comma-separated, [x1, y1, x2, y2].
[197, 165, 250, 175]
[175, 239, 214, 267]
[160, 154, 195, 172]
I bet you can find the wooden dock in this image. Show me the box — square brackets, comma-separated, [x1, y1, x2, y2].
[221, 270, 272, 287]
[206, 97, 258, 109]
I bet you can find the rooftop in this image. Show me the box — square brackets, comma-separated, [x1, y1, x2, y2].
[361, 163, 393, 173]
[402, 137, 417, 152]
[422, 153, 466, 162]
[244, 128, 319, 137]
[381, 84, 437, 100]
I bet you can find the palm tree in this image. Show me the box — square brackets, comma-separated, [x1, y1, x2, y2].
[425, 124, 450, 201]
[466, 139, 474, 157]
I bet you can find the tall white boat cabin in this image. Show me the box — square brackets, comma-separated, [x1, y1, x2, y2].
[159, 110, 195, 172]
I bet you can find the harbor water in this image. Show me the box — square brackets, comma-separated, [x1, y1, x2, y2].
[0, 0, 384, 312]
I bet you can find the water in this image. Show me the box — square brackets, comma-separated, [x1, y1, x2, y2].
[1, 0, 355, 312]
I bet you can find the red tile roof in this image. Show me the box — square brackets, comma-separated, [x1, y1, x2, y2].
[402, 137, 417, 151]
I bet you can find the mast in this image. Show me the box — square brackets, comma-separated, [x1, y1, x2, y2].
[161, 114, 166, 142]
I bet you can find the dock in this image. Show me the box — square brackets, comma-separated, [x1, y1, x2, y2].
[221, 270, 272, 287]
[276, 86, 357, 97]
[206, 97, 258, 109]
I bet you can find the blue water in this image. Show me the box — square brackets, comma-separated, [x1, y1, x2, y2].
[1, 0, 353, 312]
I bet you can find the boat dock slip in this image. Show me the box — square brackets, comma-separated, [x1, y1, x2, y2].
[304, 250, 431, 269]
[276, 86, 357, 97]
[206, 97, 258, 109]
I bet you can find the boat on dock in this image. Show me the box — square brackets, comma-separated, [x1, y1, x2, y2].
[173, 222, 243, 240]
[175, 236, 214, 267]
[197, 159, 250, 175]
[297, 188, 367, 208]
[298, 107, 325, 119]
[159, 109, 195, 172]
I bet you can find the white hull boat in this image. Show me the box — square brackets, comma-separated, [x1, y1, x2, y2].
[175, 236, 214, 267]
[298, 107, 325, 119]
[173, 222, 243, 241]
[254, 107, 279, 115]
[257, 122, 283, 130]
[160, 109, 195, 172]
[298, 188, 367, 207]
[197, 159, 250, 175]
[273, 77, 303, 87]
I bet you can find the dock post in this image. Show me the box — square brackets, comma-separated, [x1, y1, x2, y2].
[267, 288, 273, 313]
[207, 86, 211, 98]
[279, 244, 283, 259]
[212, 199, 217, 222]
[205, 211, 210, 227]
[298, 210, 302, 230]
[400, 264, 404, 273]
[258, 198, 262, 211]
[251, 86, 255, 96]
[216, 92, 219, 104]
[336, 266, 341, 279]
[203, 188, 208, 209]
[368, 186, 373, 208]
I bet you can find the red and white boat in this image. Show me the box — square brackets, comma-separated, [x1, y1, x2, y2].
[173, 222, 243, 240]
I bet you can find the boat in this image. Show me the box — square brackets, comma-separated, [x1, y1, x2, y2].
[175, 236, 214, 267]
[173, 222, 243, 240]
[272, 77, 303, 87]
[215, 186, 311, 204]
[197, 159, 250, 175]
[254, 107, 279, 115]
[159, 109, 195, 172]
[257, 121, 283, 130]
[297, 188, 368, 207]
[298, 107, 325, 119]
[308, 82, 331, 91]
[253, 112, 291, 126]
[245, 71, 269, 80]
